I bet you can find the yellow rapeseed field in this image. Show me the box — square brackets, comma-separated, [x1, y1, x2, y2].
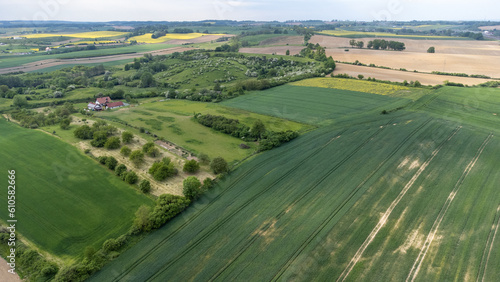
[16, 31, 128, 39]
[127, 33, 225, 43]
[291, 77, 410, 96]
[318, 30, 456, 39]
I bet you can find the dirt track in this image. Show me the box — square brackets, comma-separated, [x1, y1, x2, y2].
[0, 257, 21, 282]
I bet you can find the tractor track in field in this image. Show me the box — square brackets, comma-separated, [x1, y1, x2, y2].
[406, 133, 493, 282]
[144, 127, 353, 281]
[337, 126, 462, 282]
[210, 120, 396, 281]
[476, 205, 500, 282]
[109, 127, 345, 281]
[269, 118, 433, 281]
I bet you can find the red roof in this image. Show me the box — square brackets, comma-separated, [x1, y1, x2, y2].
[96, 97, 111, 104]
[106, 101, 124, 108]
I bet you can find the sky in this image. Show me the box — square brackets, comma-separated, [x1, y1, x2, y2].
[0, 0, 498, 22]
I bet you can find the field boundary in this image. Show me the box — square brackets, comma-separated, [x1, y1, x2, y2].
[406, 133, 493, 282]
[337, 126, 461, 282]
[476, 205, 500, 282]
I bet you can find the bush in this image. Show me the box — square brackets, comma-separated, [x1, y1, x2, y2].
[139, 180, 151, 193]
[125, 171, 138, 184]
[142, 142, 155, 153]
[98, 156, 108, 165]
[115, 164, 127, 176]
[90, 131, 108, 147]
[129, 150, 145, 167]
[120, 146, 131, 156]
[148, 195, 191, 229]
[102, 238, 121, 253]
[198, 153, 210, 165]
[183, 176, 202, 200]
[74, 125, 93, 139]
[147, 147, 160, 158]
[183, 160, 200, 173]
[59, 118, 71, 130]
[210, 157, 228, 174]
[122, 131, 133, 143]
[149, 160, 178, 181]
[105, 156, 118, 170]
[104, 136, 121, 149]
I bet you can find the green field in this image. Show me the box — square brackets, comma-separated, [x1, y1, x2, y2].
[222, 84, 412, 125]
[0, 118, 154, 260]
[0, 44, 178, 69]
[92, 84, 500, 281]
[96, 99, 311, 162]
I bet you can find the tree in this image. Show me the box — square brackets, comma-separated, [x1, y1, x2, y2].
[90, 131, 108, 147]
[150, 160, 177, 181]
[142, 142, 155, 153]
[105, 156, 118, 170]
[198, 153, 210, 165]
[59, 118, 71, 130]
[125, 171, 138, 184]
[104, 136, 121, 149]
[122, 131, 133, 143]
[356, 41, 364, 49]
[132, 205, 152, 233]
[146, 147, 160, 158]
[349, 39, 356, 47]
[98, 156, 108, 165]
[427, 46, 435, 53]
[358, 74, 364, 80]
[210, 157, 228, 174]
[139, 180, 151, 193]
[183, 160, 200, 173]
[250, 120, 266, 139]
[140, 72, 154, 88]
[183, 176, 201, 200]
[115, 164, 127, 176]
[13, 95, 28, 108]
[286, 49, 290, 56]
[120, 146, 131, 156]
[129, 150, 145, 167]
[413, 80, 422, 87]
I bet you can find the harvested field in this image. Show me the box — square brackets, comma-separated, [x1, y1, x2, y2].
[333, 63, 492, 86]
[240, 35, 500, 78]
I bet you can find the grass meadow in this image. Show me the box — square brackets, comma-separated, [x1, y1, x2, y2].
[0, 117, 154, 261]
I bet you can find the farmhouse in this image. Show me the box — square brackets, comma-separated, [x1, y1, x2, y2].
[96, 96, 112, 105]
[106, 101, 125, 109]
[87, 102, 103, 111]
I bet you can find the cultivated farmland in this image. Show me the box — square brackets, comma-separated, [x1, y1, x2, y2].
[0, 117, 154, 260]
[91, 83, 500, 281]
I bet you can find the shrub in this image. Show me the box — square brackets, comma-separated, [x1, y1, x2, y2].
[125, 171, 138, 184]
[183, 160, 200, 173]
[210, 157, 228, 174]
[120, 146, 131, 156]
[74, 125, 93, 139]
[198, 153, 210, 165]
[105, 156, 118, 170]
[104, 136, 121, 149]
[115, 164, 127, 176]
[142, 142, 155, 153]
[129, 150, 145, 167]
[98, 156, 108, 165]
[90, 131, 108, 147]
[102, 238, 121, 253]
[183, 176, 202, 200]
[139, 180, 151, 193]
[122, 131, 133, 143]
[148, 195, 191, 229]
